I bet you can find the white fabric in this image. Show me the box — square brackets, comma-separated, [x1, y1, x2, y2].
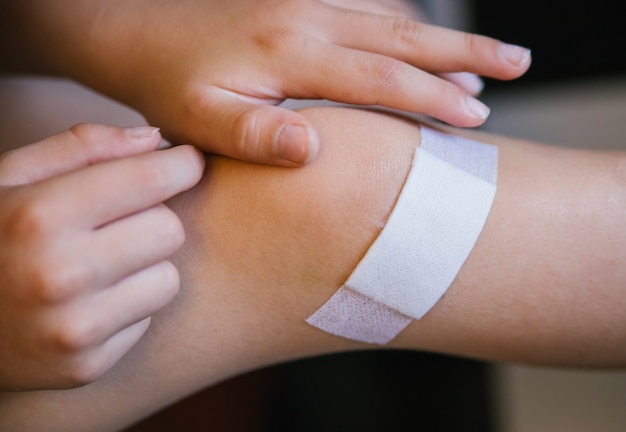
[306, 127, 498, 344]
[305, 287, 412, 345]
[420, 128, 498, 184]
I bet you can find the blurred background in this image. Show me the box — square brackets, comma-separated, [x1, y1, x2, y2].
[1, 0, 625, 431]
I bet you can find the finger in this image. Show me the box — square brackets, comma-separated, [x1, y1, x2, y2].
[309, 4, 489, 101]
[281, 42, 491, 127]
[189, 87, 320, 166]
[0, 124, 161, 186]
[52, 261, 178, 353]
[11, 203, 185, 303]
[439, 72, 485, 96]
[26, 144, 205, 229]
[64, 318, 151, 386]
[87, 205, 185, 287]
[321, 12, 531, 80]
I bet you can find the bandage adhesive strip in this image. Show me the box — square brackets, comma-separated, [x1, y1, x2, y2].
[306, 127, 498, 344]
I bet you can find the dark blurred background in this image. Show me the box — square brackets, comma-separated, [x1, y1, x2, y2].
[125, 1, 626, 431]
[472, 0, 626, 88]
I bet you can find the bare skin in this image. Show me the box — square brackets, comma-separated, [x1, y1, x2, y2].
[0, 106, 623, 431]
[0, 0, 530, 166]
[0, 0, 531, 391]
[0, 125, 205, 391]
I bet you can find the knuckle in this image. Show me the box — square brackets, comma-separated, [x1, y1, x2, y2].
[50, 314, 100, 352]
[68, 123, 112, 158]
[68, 122, 99, 142]
[250, 0, 309, 51]
[463, 32, 479, 59]
[8, 195, 56, 240]
[391, 17, 423, 47]
[33, 262, 93, 303]
[369, 57, 403, 88]
[24, 204, 55, 236]
[231, 108, 264, 160]
[135, 157, 172, 189]
[254, 28, 299, 55]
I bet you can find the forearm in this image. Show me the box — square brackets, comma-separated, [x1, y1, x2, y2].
[1, 107, 624, 431]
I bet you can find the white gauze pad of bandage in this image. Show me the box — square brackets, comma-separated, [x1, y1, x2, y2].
[306, 127, 498, 344]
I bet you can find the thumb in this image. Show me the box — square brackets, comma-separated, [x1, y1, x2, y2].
[194, 90, 320, 167]
[0, 124, 161, 186]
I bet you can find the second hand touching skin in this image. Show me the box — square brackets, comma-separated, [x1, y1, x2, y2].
[0, 125, 205, 391]
[0, 0, 531, 166]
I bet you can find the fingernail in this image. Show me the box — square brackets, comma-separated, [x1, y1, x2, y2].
[276, 125, 318, 164]
[499, 43, 531, 68]
[124, 126, 160, 139]
[465, 96, 490, 120]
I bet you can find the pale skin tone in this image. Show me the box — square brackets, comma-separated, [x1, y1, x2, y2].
[0, 125, 205, 391]
[0, 106, 624, 431]
[0, 0, 530, 166]
[0, 0, 533, 391]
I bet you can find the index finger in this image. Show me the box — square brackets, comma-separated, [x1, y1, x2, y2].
[0, 124, 162, 186]
[27, 145, 205, 229]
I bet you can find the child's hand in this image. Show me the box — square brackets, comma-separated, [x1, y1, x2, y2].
[0, 124, 204, 391]
[319, 0, 488, 95]
[18, 0, 530, 166]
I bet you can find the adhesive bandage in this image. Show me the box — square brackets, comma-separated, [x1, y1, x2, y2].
[306, 127, 498, 344]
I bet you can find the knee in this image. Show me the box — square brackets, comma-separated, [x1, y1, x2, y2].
[172, 106, 423, 305]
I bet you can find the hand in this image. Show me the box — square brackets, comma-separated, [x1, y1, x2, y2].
[15, 0, 531, 166]
[0, 124, 205, 390]
[324, 0, 487, 95]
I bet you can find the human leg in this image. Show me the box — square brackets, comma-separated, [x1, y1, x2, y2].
[1, 106, 624, 431]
